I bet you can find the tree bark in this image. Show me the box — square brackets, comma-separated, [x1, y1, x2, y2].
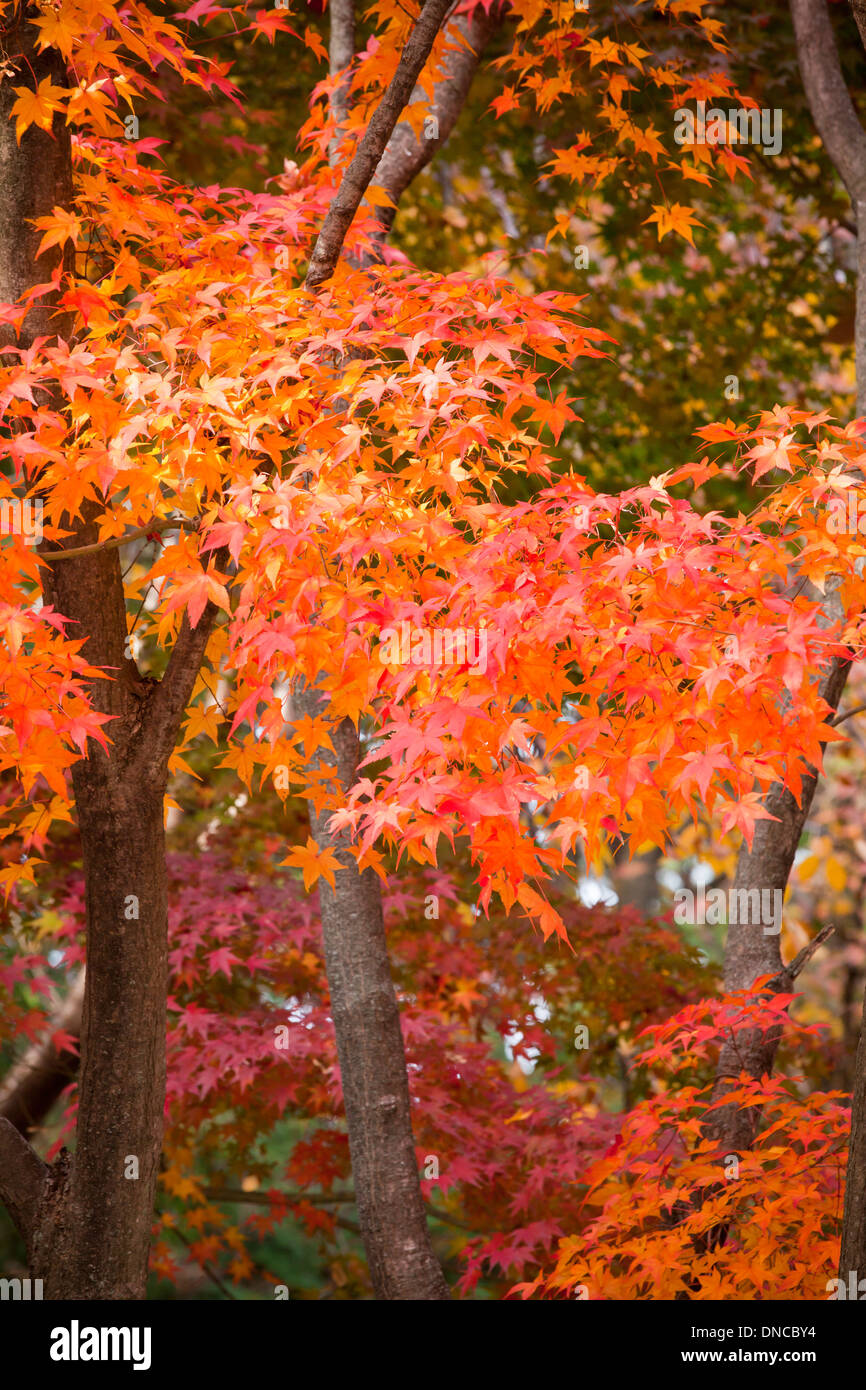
[794, 8, 866, 1279]
[0, 10, 225, 1296]
[707, 682, 846, 1154]
[294, 686, 451, 1299]
[704, 0, 866, 1272]
[306, 0, 462, 289]
[0, 6, 73, 351]
[841, 981, 866, 1276]
[370, 5, 499, 238]
[0, 973, 84, 1139]
[288, 0, 499, 1300]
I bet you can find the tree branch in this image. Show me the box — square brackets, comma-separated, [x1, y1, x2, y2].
[203, 1185, 482, 1233]
[792, 0, 866, 415]
[780, 922, 835, 983]
[134, 546, 231, 777]
[370, 5, 500, 237]
[791, 0, 866, 205]
[305, 0, 456, 289]
[37, 517, 199, 563]
[0, 1117, 49, 1253]
[329, 0, 356, 146]
[851, 0, 866, 53]
[833, 702, 866, 727]
[0, 972, 84, 1139]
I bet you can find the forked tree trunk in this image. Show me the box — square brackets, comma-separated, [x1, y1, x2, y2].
[0, 9, 222, 1296]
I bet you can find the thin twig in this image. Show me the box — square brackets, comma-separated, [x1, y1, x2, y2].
[38, 517, 199, 562]
[203, 1185, 483, 1233]
[783, 923, 835, 982]
[168, 1224, 238, 1300]
[833, 703, 866, 727]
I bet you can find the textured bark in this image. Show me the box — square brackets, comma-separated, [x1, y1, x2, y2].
[328, 0, 356, 146]
[0, 10, 224, 1296]
[707, 671, 847, 1155]
[0, 1119, 49, 1265]
[370, 6, 498, 238]
[289, 0, 475, 1300]
[0, 8, 73, 351]
[294, 685, 451, 1299]
[35, 516, 170, 1299]
[710, 3, 866, 1115]
[0, 509, 225, 1297]
[841, 982, 866, 1276]
[0, 973, 84, 1139]
[708, 584, 850, 1160]
[305, 0, 456, 289]
[793, 0, 866, 417]
[701, 0, 866, 1268]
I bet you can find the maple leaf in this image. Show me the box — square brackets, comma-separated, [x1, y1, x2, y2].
[717, 793, 781, 849]
[163, 571, 231, 629]
[10, 77, 68, 143]
[490, 87, 521, 118]
[744, 432, 797, 482]
[207, 946, 242, 979]
[250, 9, 300, 44]
[643, 203, 704, 245]
[281, 837, 341, 891]
[34, 208, 82, 258]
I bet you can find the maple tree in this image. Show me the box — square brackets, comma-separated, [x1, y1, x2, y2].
[2, 0, 866, 1305]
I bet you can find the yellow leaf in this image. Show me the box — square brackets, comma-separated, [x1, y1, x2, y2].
[825, 856, 847, 893]
[364, 184, 396, 209]
[10, 77, 68, 143]
[643, 202, 704, 246]
[183, 703, 221, 745]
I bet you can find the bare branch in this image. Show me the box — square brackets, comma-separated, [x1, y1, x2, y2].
[37, 517, 199, 563]
[0, 1117, 48, 1251]
[792, 0, 866, 414]
[305, 0, 455, 289]
[782, 923, 835, 983]
[0, 972, 84, 1139]
[370, 6, 499, 235]
[203, 1185, 481, 1233]
[330, 0, 356, 71]
[833, 702, 866, 727]
[329, 0, 356, 147]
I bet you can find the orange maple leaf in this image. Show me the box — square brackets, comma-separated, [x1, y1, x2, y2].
[281, 836, 341, 892]
[643, 202, 704, 246]
[10, 77, 68, 143]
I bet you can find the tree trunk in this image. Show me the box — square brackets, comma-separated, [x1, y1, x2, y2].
[705, 0, 866, 1272]
[840, 982, 866, 1276]
[295, 686, 451, 1299]
[708, 656, 848, 1153]
[283, 0, 496, 1300]
[0, 12, 223, 1295]
[34, 781, 168, 1298]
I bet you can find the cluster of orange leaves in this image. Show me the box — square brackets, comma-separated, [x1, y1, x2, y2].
[517, 986, 848, 1300]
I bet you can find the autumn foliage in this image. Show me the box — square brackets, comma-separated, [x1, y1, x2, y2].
[1, 0, 866, 1302]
